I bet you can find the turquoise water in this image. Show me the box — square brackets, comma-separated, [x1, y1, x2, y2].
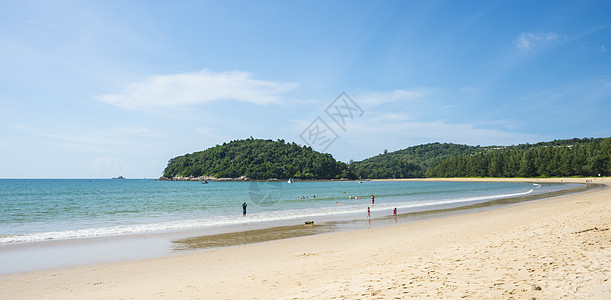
[0, 179, 575, 245]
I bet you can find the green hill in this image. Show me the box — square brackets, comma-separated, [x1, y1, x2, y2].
[162, 138, 350, 180]
[351, 143, 479, 179]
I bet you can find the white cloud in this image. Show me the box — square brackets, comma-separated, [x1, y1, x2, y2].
[602, 45, 607, 53]
[97, 69, 299, 111]
[355, 89, 428, 107]
[515, 32, 559, 50]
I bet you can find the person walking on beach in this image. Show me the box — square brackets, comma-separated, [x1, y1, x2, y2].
[371, 195, 375, 205]
[242, 202, 247, 216]
[367, 206, 371, 218]
[392, 207, 398, 224]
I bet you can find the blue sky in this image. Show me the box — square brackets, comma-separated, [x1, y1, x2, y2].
[1, 0, 610, 178]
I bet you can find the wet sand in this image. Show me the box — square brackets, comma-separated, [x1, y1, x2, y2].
[1, 177, 609, 299]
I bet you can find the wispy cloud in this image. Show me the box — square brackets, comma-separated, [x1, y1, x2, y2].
[9, 124, 165, 149]
[355, 88, 428, 107]
[329, 118, 541, 161]
[29, 130, 120, 147]
[196, 127, 230, 142]
[501, 77, 611, 109]
[514, 32, 559, 50]
[97, 69, 299, 111]
[602, 45, 607, 53]
[356, 119, 538, 145]
[375, 112, 415, 122]
[460, 86, 481, 93]
[113, 125, 166, 139]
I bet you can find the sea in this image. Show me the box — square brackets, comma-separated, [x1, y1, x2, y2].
[0, 179, 581, 274]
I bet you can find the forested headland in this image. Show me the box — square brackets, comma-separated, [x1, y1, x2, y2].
[161, 138, 349, 180]
[161, 137, 610, 180]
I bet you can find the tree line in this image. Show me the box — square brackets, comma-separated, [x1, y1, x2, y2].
[426, 138, 611, 178]
[351, 143, 479, 179]
[162, 137, 610, 180]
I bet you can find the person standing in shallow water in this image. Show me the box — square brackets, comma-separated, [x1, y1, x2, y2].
[242, 202, 247, 216]
[367, 207, 371, 218]
[371, 195, 375, 205]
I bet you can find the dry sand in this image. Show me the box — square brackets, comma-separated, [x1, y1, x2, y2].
[1, 178, 609, 299]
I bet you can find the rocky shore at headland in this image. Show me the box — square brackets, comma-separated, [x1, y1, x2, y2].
[157, 176, 251, 181]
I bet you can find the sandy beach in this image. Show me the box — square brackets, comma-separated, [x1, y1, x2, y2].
[1, 177, 609, 299]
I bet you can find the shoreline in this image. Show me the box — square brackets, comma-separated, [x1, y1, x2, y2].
[1, 177, 609, 299]
[171, 181, 595, 251]
[0, 180, 585, 274]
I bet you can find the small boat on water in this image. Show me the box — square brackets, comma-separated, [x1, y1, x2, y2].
[202, 180, 208, 184]
[288, 178, 293, 183]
